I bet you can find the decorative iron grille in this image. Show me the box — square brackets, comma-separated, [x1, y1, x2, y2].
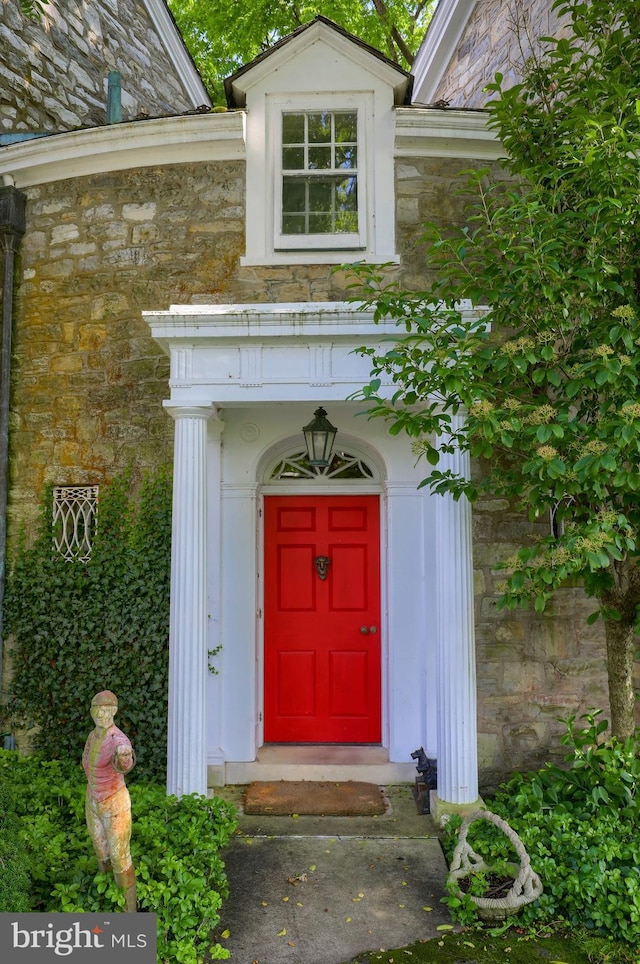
[269, 449, 374, 481]
[52, 485, 99, 561]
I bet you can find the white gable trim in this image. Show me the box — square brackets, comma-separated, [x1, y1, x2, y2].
[412, 0, 477, 105]
[228, 19, 411, 108]
[141, 0, 212, 108]
[0, 113, 245, 188]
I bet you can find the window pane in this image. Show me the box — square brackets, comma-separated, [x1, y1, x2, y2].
[308, 146, 331, 170]
[307, 112, 331, 142]
[309, 214, 332, 232]
[335, 176, 358, 212]
[335, 146, 357, 169]
[282, 146, 304, 170]
[282, 113, 305, 143]
[334, 112, 357, 142]
[308, 180, 332, 212]
[335, 210, 358, 232]
[282, 213, 306, 234]
[282, 178, 306, 213]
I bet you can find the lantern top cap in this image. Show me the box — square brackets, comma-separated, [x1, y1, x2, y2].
[303, 407, 337, 432]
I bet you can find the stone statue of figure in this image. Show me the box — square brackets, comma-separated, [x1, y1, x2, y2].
[82, 690, 137, 912]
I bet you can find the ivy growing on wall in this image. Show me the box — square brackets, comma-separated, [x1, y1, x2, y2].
[3, 469, 172, 781]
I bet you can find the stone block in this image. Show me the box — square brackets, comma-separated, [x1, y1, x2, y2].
[122, 202, 157, 222]
[502, 721, 548, 757]
[477, 732, 499, 770]
[50, 354, 83, 374]
[76, 256, 102, 273]
[78, 324, 108, 351]
[131, 222, 159, 244]
[38, 259, 74, 278]
[69, 242, 98, 257]
[396, 197, 420, 224]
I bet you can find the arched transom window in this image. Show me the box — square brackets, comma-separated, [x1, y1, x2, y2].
[268, 449, 376, 481]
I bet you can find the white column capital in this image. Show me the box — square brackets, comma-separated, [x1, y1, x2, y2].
[163, 402, 221, 422]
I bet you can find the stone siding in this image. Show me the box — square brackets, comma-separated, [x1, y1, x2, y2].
[434, 0, 569, 108]
[472, 496, 619, 789]
[0, 0, 196, 132]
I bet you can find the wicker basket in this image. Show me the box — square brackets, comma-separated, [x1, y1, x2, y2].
[447, 810, 543, 921]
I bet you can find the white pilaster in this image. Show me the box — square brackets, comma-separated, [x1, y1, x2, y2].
[385, 482, 428, 762]
[165, 404, 219, 797]
[434, 415, 479, 804]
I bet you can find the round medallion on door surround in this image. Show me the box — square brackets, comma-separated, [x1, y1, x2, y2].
[240, 422, 260, 442]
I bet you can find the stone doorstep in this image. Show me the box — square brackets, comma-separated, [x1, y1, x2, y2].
[210, 744, 416, 788]
[211, 783, 440, 840]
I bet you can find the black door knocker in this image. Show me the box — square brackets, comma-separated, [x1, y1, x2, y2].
[314, 555, 331, 580]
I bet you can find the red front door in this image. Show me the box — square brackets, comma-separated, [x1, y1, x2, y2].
[264, 495, 381, 743]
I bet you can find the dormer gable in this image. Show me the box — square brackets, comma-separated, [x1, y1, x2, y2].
[232, 17, 412, 266]
[225, 16, 412, 108]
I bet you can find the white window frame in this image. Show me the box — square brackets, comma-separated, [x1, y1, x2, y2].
[241, 85, 399, 267]
[274, 102, 367, 251]
[52, 485, 99, 561]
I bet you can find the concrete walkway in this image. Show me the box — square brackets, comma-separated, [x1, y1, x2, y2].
[212, 785, 452, 964]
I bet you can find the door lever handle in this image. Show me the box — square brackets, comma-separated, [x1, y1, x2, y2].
[360, 626, 378, 634]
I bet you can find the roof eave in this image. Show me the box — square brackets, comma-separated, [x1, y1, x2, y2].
[411, 0, 477, 105]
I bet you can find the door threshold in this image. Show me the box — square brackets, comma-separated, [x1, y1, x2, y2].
[220, 745, 415, 786]
[257, 744, 388, 765]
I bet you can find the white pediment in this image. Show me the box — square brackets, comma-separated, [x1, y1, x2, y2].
[226, 18, 412, 108]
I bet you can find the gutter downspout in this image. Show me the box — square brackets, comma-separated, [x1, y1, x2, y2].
[0, 180, 26, 700]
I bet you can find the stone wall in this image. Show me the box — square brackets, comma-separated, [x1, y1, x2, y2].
[0, 0, 196, 132]
[472, 495, 615, 789]
[12, 161, 242, 533]
[434, 0, 569, 108]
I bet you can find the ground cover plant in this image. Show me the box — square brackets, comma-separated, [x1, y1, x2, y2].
[0, 750, 237, 963]
[345, 929, 637, 964]
[441, 712, 640, 950]
[0, 775, 31, 911]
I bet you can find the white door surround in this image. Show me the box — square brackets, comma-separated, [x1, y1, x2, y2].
[145, 302, 480, 805]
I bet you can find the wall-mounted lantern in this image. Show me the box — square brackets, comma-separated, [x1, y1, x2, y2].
[302, 407, 337, 468]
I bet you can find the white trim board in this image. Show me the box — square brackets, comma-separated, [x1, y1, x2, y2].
[395, 107, 502, 159]
[141, 0, 212, 108]
[412, 0, 478, 105]
[0, 113, 245, 188]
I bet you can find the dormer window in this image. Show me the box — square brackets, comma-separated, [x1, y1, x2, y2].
[227, 17, 411, 266]
[278, 110, 363, 248]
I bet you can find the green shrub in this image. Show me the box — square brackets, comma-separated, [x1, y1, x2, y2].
[443, 711, 640, 946]
[0, 770, 32, 912]
[0, 751, 237, 962]
[3, 469, 172, 780]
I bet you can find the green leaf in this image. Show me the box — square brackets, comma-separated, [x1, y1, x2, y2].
[426, 447, 440, 465]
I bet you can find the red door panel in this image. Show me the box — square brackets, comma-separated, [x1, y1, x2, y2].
[264, 495, 381, 743]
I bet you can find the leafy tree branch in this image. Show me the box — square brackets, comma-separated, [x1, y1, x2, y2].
[167, 0, 435, 103]
[350, 0, 640, 738]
